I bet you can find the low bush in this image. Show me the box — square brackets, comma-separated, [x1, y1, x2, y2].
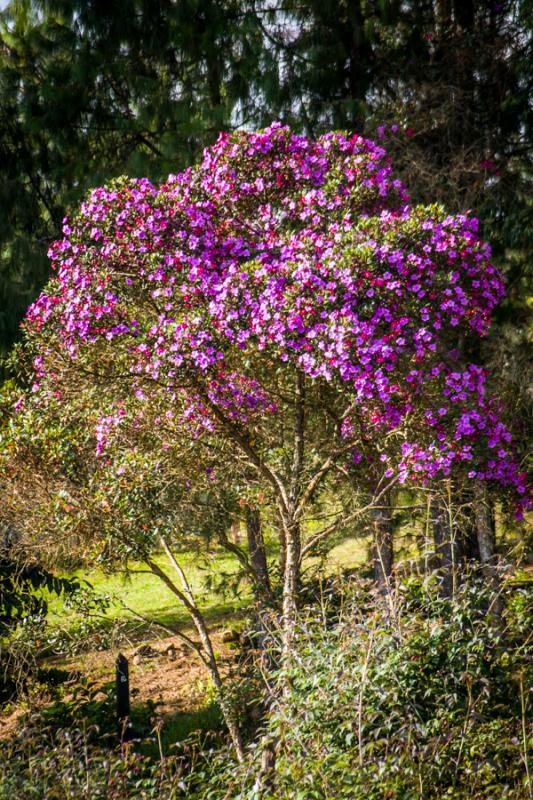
[0, 725, 184, 800]
[0, 556, 84, 702]
[1, 574, 531, 799]
[185, 575, 532, 799]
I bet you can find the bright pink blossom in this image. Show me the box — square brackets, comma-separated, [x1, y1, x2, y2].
[23, 124, 530, 511]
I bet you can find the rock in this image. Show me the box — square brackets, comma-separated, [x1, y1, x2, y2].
[133, 644, 157, 659]
[164, 644, 177, 661]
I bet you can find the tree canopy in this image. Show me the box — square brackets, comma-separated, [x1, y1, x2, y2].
[4, 125, 526, 622]
[1, 0, 531, 358]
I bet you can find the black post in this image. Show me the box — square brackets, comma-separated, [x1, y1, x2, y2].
[115, 653, 132, 742]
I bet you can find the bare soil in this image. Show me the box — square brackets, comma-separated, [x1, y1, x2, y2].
[0, 628, 238, 740]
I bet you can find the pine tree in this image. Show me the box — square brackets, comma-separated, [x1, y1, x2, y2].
[0, 0, 266, 354]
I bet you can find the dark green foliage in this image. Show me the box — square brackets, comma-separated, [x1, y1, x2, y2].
[184, 576, 533, 799]
[0, 556, 81, 634]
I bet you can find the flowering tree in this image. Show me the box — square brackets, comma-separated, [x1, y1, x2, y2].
[14, 123, 529, 635]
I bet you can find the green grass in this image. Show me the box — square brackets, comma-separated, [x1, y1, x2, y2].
[47, 548, 251, 636]
[46, 535, 391, 641]
[139, 702, 224, 758]
[48, 536, 374, 624]
[324, 536, 370, 571]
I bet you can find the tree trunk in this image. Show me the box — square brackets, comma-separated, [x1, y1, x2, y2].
[460, 506, 481, 562]
[282, 371, 305, 654]
[246, 507, 271, 600]
[189, 603, 245, 762]
[251, 607, 280, 796]
[436, 0, 452, 30]
[282, 521, 301, 657]
[149, 545, 245, 762]
[431, 493, 459, 597]
[278, 525, 287, 580]
[255, 517, 303, 796]
[455, 488, 480, 562]
[230, 519, 242, 545]
[371, 502, 393, 593]
[473, 484, 502, 619]
[453, 0, 474, 30]
[474, 484, 495, 564]
[254, 736, 278, 796]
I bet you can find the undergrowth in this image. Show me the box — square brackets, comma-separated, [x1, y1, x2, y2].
[1, 574, 531, 799]
[185, 574, 532, 799]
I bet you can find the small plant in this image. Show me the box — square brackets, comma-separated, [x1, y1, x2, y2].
[0, 724, 184, 799]
[0, 554, 84, 702]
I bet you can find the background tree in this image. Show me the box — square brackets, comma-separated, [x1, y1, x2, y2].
[0, 0, 267, 355]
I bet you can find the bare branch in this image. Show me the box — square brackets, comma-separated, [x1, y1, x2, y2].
[300, 476, 399, 559]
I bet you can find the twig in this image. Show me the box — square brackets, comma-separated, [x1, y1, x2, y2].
[119, 602, 204, 659]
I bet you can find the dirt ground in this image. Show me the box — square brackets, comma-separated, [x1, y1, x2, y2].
[0, 628, 238, 740]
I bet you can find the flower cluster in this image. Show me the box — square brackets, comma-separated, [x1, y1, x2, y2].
[24, 123, 528, 510]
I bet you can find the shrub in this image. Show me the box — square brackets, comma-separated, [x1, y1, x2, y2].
[0, 725, 184, 800]
[184, 575, 533, 799]
[0, 555, 82, 702]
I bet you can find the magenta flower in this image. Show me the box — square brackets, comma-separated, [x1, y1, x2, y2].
[21, 124, 530, 512]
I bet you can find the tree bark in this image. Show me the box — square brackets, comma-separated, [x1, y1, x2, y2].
[370, 502, 393, 593]
[453, 0, 474, 30]
[254, 736, 278, 797]
[230, 519, 242, 545]
[195, 617, 245, 763]
[251, 606, 280, 797]
[460, 505, 481, 562]
[474, 484, 495, 564]
[246, 507, 271, 600]
[436, 0, 452, 31]
[149, 541, 245, 762]
[473, 484, 502, 619]
[282, 371, 305, 654]
[278, 524, 287, 579]
[282, 521, 301, 657]
[454, 488, 480, 562]
[431, 493, 459, 597]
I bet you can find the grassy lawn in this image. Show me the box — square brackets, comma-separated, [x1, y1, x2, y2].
[47, 548, 251, 636]
[325, 536, 370, 571]
[47, 536, 374, 640]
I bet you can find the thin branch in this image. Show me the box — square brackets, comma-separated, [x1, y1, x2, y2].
[159, 535, 196, 607]
[289, 370, 305, 510]
[197, 389, 290, 517]
[300, 477, 399, 559]
[145, 557, 196, 616]
[216, 533, 257, 582]
[120, 602, 206, 663]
